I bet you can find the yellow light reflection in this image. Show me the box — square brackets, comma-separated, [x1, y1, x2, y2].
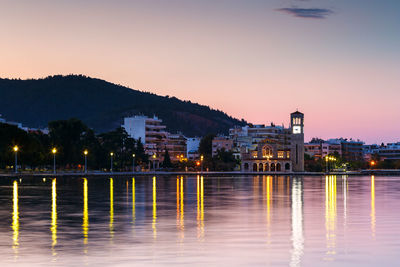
[152, 176, 157, 239]
[266, 176, 272, 226]
[82, 178, 89, 250]
[371, 175, 376, 238]
[132, 178, 135, 224]
[176, 177, 180, 224]
[290, 178, 304, 267]
[197, 176, 204, 240]
[109, 178, 114, 239]
[180, 177, 184, 229]
[325, 175, 337, 260]
[12, 180, 19, 256]
[51, 178, 57, 257]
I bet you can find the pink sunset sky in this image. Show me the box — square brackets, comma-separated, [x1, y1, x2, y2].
[1, 0, 399, 144]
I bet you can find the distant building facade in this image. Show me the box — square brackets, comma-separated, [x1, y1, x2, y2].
[166, 133, 187, 162]
[239, 111, 305, 173]
[339, 139, 364, 161]
[363, 142, 400, 161]
[122, 115, 168, 157]
[212, 136, 234, 157]
[186, 137, 201, 160]
[305, 140, 342, 158]
[122, 115, 190, 164]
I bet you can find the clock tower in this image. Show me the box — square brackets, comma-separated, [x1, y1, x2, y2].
[290, 111, 304, 172]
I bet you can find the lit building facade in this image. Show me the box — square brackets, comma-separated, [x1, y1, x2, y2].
[240, 111, 305, 173]
[166, 133, 187, 162]
[122, 115, 189, 163]
[305, 141, 342, 159]
[122, 115, 167, 157]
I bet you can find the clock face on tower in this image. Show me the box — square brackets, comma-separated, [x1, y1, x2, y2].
[293, 126, 301, 134]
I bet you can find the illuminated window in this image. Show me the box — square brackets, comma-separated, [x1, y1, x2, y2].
[286, 151, 290, 158]
[278, 151, 284, 158]
[262, 145, 273, 158]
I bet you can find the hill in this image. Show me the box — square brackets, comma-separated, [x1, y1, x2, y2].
[0, 75, 246, 136]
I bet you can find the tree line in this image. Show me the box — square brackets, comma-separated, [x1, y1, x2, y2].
[0, 119, 148, 172]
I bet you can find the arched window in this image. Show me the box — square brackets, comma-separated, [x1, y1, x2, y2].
[270, 163, 275, 172]
[264, 163, 269, 172]
[253, 163, 258, 172]
[276, 163, 281, 172]
[259, 163, 263, 172]
[285, 163, 291, 171]
[262, 145, 273, 158]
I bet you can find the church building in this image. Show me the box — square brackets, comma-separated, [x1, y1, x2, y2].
[240, 111, 304, 173]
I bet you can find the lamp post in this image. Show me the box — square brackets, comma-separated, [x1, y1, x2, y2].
[325, 156, 336, 173]
[200, 155, 204, 174]
[52, 148, 57, 174]
[152, 154, 156, 174]
[110, 152, 114, 173]
[83, 150, 88, 174]
[370, 160, 376, 169]
[132, 154, 136, 173]
[13, 146, 19, 174]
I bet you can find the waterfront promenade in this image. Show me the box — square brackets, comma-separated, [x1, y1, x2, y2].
[1, 169, 399, 177]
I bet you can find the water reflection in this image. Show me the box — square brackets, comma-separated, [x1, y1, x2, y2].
[197, 176, 204, 240]
[342, 176, 348, 223]
[371, 176, 376, 238]
[82, 178, 89, 250]
[51, 178, 57, 257]
[265, 176, 272, 228]
[132, 177, 135, 224]
[177, 177, 184, 234]
[109, 178, 114, 239]
[290, 178, 304, 267]
[152, 176, 157, 239]
[325, 175, 337, 260]
[1, 175, 399, 266]
[12, 180, 19, 257]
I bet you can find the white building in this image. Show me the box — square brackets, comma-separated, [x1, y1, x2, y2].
[122, 115, 167, 156]
[186, 137, 201, 160]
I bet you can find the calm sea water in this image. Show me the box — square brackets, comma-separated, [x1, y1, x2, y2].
[0, 175, 399, 266]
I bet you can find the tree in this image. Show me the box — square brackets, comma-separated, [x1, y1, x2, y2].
[199, 134, 215, 156]
[134, 138, 148, 165]
[212, 148, 238, 171]
[162, 148, 172, 168]
[48, 118, 101, 169]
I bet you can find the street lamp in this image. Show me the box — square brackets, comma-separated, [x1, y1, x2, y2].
[52, 148, 57, 174]
[152, 154, 156, 173]
[200, 155, 204, 173]
[13, 146, 19, 174]
[370, 160, 376, 169]
[110, 152, 114, 173]
[132, 154, 136, 173]
[325, 156, 336, 173]
[83, 150, 88, 174]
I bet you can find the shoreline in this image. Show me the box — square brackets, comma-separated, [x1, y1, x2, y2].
[1, 169, 399, 177]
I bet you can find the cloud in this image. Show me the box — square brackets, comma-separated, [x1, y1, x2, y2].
[276, 7, 333, 19]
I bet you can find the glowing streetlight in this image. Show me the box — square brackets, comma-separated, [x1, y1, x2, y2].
[13, 146, 19, 174]
[132, 154, 136, 173]
[152, 154, 157, 173]
[110, 152, 114, 173]
[52, 148, 57, 174]
[370, 160, 376, 169]
[83, 150, 88, 174]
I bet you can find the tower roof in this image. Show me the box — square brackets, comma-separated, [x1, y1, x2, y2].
[291, 110, 303, 115]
